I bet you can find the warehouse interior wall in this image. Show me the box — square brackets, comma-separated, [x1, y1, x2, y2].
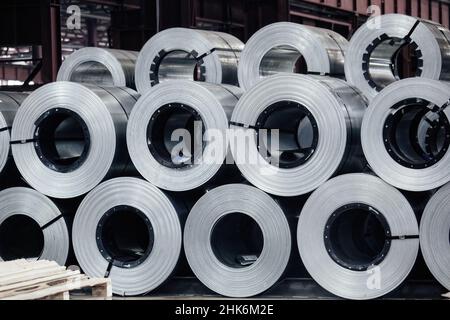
[1, 0, 450, 87]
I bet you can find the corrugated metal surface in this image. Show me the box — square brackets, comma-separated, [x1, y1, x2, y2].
[300, 0, 450, 26]
[297, 0, 450, 31]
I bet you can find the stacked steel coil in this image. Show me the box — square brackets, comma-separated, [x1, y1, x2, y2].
[420, 182, 450, 291]
[184, 184, 291, 298]
[346, 14, 450, 100]
[297, 173, 419, 300]
[361, 78, 450, 191]
[135, 28, 244, 93]
[238, 22, 348, 91]
[73, 177, 185, 296]
[0, 92, 28, 182]
[1, 14, 450, 300]
[57, 47, 139, 89]
[0, 187, 70, 265]
[230, 74, 367, 197]
[127, 80, 242, 191]
[11, 82, 138, 199]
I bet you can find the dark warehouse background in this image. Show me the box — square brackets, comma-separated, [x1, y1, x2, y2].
[1, 0, 450, 88]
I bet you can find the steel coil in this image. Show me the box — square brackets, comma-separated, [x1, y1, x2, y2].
[361, 78, 450, 192]
[0, 187, 69, 265]
[238, 22, 348, 91]
[420, 182, 450, 291]
[0, 92, 28, 176]
[297, 173, 419, 300]
[72, 177, 183, 296]
[11, 82, 139, 199]
[127, 80, 242, 191]
[184, 184, 291, 298]
[230, 74, 368, 197]
[346, 14, 450, 100]
[57, 47, 138, 89]
[135, 28, 243, 93]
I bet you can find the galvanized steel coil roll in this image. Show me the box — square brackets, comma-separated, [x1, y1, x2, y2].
[0, 187, 69, 265]
[420, 182, 450, 291]
[11, 82, 139, 199]
[230, 74, 368, 197]
[135, 28, 244, 93]
[346, 14, 450, 100]
[361, 78, 450, 192]
[297, 174, 419, 300]
[184, 184, 291, 298]
[57, 47, 139, 89]
[127, 80, 242, 192]
[238, 22, 348, 91]
[73, 177, 183, 296]
[0, 92, 28, 176]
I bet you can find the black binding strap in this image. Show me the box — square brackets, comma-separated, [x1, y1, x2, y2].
[104, 260, 114, 278]
[10, 138, 36, 145]
[229, 121, 260, 130]
[307, 71, 331, 76]
[195, 48, 217, 62]
[41, 215, 64, 231]
[387, 235, 420, 240]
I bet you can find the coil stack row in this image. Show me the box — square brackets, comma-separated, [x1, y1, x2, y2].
[1, 14, 450, 300]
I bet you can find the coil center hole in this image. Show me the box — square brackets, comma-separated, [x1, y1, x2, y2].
[383, 99, 450, 169]
[260, 45, 308, 78]
[34, 108, 91, 173]
[147, 103, 205, 169]
[97, 206, 154, 268]
[210, 213, 264, 269]
[70, 61, 114, 86]
[366, 37, 421, 91]
[324, 204, 391, 271]
[157, 50, 203, 83]
[256, 101, 319, 169]
[0, 215, 44, 261]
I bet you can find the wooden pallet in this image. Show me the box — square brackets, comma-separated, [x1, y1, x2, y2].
[0, 259, 112, 300]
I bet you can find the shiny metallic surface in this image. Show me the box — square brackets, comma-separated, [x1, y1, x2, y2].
[184, 184, 291, 298]
[297, 174, 419, 300]
[346, 14, 450, 100]
[127, 80, 242, 192]
[0, 92, 28, 176]
[135, 28, 243, 93]
[420, 182, 450, 291]
[0, 187, 69, 265]
[72, 177, 182, 296]
[238, 22, 348, 91]
[230, 74, 368, 197]
[11, 82, 139, 199]
[57, 48, 139, 89]
[361, 78, 450, 192]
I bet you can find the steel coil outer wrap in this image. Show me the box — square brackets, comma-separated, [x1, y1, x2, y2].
[57, 47, 138, 89]
[361, 78, 450, 192]
[0, 92, 28, 176]
[297, 173, 419, 300]
[230, 74, 368, 197]
[72, 177, 183, 296]
[238, 22, 347, 91]
[184, 184, 291, 298]
[346, 14, 450, 100]
[135, 28, 243, 93]
[0, 187, 69, 265]
[127, 80, 242, 192]
[420, 182, 450, 291]
[11, 82, 139, 199]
